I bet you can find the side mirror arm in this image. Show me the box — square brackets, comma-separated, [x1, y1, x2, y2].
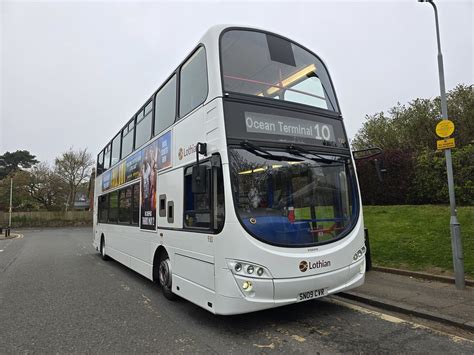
[195, 142, 207, 167]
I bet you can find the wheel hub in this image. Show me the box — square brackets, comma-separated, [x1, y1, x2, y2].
[159, 259, 172, 288]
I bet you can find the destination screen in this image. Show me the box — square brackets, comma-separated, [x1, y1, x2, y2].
[224, 100, 348, 149]
[245, 112, 336, 142]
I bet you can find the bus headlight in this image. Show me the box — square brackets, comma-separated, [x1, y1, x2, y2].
[226, 260, 272, 279]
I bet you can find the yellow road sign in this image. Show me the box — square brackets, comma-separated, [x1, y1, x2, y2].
[437, 138, 455, 150]
[436, 120, 455, 138]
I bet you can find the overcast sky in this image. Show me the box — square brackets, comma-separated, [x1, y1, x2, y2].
[1, 0, 472, 164]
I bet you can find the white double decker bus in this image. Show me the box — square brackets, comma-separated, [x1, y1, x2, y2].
[93, 25, 367, 315]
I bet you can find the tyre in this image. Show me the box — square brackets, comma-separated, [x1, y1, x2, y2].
[100, 237, 109, 261]
[158, 256, 176, 300]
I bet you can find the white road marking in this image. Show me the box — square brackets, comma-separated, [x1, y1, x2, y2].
[0, 249, 3, 252]
[329, 297, 473, 343]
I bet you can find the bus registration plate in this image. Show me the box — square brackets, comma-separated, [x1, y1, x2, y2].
[297, 288, 328, 302]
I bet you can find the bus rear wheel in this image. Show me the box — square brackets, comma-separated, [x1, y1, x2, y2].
[100, 237, 109, 261]
[158, 256, 176, 300]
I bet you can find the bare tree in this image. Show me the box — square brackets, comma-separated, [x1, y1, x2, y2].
[55, 148, 94, 211]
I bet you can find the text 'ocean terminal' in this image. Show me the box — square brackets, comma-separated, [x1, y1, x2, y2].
[245, 112, 335, 142]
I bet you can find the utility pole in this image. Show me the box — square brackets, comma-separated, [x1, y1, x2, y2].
[418, 0, 465, 289]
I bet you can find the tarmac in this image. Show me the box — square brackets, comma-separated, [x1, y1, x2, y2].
[2, 228, 473, 332]
[340, 269, 474, 332]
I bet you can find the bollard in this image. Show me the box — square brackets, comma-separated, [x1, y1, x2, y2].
[364, 228, 372, 271]
[0, 227, 2, 234]
[5, 227, 10, 237]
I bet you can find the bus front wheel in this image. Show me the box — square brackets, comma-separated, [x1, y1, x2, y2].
[159, 256, 176, 300]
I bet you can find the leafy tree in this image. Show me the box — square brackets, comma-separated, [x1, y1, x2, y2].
[0, 150, 39, 179]
[0, 171, 37, 211]
[55, 148, 93, 211]
[353, 84, 474, 206]
[409, 145, 474, 205]
[24, 163, 67, 210]
[352, 84, 474, 152]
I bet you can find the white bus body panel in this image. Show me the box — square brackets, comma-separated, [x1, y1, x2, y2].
[93, 25, 366, 315]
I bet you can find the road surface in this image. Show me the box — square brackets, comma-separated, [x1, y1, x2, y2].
[0, 228, 472, 353]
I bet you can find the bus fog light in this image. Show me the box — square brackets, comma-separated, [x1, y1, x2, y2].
[234, 263, 242, 272]
[257, 267, 264, 276]
[242, 281, 253, 291]
[247, 265, 254, 274]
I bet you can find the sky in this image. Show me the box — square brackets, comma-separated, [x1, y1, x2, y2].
[1, 0, 472, 164]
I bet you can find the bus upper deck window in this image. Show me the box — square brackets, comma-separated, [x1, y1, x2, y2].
[221, 30, 338, 112]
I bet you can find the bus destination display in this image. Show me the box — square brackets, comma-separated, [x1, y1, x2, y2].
[245, 112, 335, 142]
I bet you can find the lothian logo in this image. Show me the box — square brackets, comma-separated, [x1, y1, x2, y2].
[299, 261, 308, 272]
[178, 144, 196, 160]
[299, 260, 331, 272]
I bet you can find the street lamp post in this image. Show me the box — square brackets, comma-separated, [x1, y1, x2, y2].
[418, 0, 465, 289]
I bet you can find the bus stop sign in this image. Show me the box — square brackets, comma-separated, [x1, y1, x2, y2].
[435, 119, 455, 138]
[437, 138, 455, 150]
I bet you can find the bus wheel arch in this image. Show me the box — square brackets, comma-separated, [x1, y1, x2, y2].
[100, 234, 109, 261]
[153, 246, 176, 300]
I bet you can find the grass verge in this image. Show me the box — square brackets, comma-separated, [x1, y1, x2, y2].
[363, 205, 473, 278]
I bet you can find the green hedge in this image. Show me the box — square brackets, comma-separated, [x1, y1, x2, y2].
[356, 145, 474, 205]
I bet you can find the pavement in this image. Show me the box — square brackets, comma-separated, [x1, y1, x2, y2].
[341, 270, 474, 331]
[0, 232, 20, 240]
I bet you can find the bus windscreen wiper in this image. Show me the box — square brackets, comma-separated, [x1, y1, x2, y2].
[287, 144, 345, 164]
[240, 141, 302, 162]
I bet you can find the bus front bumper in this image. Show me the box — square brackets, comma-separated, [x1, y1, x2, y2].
[214, 258, 365, 315]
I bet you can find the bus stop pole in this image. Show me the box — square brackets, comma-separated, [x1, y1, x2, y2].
[420, 0, 465, 289]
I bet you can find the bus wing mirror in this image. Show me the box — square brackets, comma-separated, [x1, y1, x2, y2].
[352, 147, 382, 160]
[196, 142, 207, 165]
[192, 165, 207, 194]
